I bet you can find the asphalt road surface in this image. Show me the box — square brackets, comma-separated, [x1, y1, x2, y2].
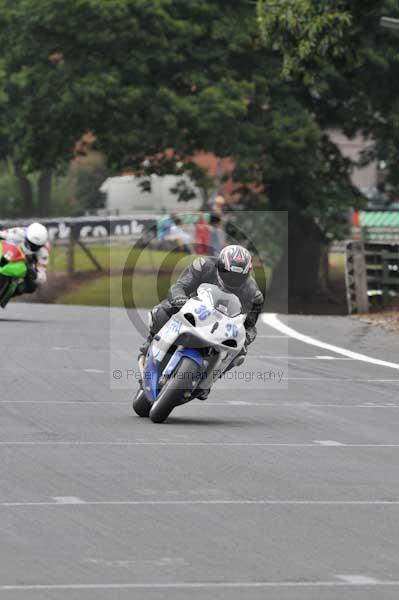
[1, 303, 399, 600]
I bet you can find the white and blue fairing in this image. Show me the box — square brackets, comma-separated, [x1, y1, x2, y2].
[143, 284, 246, 403]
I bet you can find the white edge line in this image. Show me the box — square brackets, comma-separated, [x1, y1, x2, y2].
[337, 575, 380, 584]
[1, 580, 399, 590]
[2, 441, 399, 447]
[262, 313, 399, 371]
[1, 500, 399, 507]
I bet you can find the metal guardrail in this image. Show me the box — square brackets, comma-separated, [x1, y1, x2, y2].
[0, 215, 159, 242]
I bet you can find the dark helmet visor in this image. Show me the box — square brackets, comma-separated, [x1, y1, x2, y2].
[26, 239, 42, 252]
[218, 267, 249, 290]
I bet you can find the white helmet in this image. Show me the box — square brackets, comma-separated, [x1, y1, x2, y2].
[25, 222, 49, 252]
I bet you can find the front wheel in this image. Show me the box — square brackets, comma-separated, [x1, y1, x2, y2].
[149, 357, 200, 423]
[0, 275, 14, 308]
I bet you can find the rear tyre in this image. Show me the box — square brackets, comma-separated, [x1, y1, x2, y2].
[132, 389, 152, 417]
[149, 357, 200, 423]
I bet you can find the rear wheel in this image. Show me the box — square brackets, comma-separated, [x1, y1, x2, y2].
[132, 389, 152, 418]
[149, 357, 200, 423]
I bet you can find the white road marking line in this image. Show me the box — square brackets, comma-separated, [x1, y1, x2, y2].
[1, 441, 399, 448]
[314, 440, 345, 446]
[255, 356, 353, 360]
[52, 496, 86, 505]
[0, 401, 134, 405]
[52, 347, 108, 353]
[262, 313, 399, 370]
[337, 575, 381, 585]
[2, 401, 399, 408]
[0, 367, 108, 374]
[256, 335, 289, 338]
[1, 500, 399, 508]
[285, 378, 399, 382]
[1, 581, 399, 590]
[227, 401, 250, 405]
[218, 403, 399, 408]
[364, 379, 399, 382]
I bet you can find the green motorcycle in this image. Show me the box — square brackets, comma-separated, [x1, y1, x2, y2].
[0, 240, 28, 308]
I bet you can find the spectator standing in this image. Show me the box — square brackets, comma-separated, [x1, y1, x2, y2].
[212, 195, 225, 217]
[209, 214, 226, 256]
[165, 216, 192, 253]
[194, 214, 210, 255]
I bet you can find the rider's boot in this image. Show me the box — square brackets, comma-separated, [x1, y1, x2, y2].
[196, 388, 210, 401]
[223, 349, 246, 375]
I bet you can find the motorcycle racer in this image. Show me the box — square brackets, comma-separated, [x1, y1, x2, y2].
[138, 245, 264, 394]
[0, 222, 50, 297]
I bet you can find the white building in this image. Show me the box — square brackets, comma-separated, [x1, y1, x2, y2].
[328, 129, 378, 199]
[100, 174, 202, 214]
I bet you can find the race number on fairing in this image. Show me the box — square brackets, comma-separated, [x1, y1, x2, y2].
[168, 318, 182, 334]
[225, 323, 239, 338]
[195, 305, 211, 320]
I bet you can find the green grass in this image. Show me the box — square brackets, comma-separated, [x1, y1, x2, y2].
[55, 250, 344, 309]
[49, 245, 194, 274]
[329, 253, 345, 284]
[57, 266, 271, 308]
[53, 243, 272, 308]
[58, 273, 174, 308]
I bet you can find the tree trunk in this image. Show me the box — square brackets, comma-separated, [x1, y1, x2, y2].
[37, 170, 52, 217]
[268, 213, 327, 312]
[14, 163, 35, 216]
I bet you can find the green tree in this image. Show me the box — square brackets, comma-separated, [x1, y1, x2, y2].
[0, 0, 250, 217]
[1, 0, 387, 304]
[257, 0, 399, 193]
[0, 0, 127, 216]
[255, 0, 399, 302]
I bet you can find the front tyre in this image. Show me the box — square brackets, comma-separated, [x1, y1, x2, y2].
[132, 389, 152, 418]
[149, 357, 200, 423]
[0, 275, 12, 308]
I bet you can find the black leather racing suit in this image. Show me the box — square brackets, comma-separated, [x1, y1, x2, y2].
[140, 256, 264, 355]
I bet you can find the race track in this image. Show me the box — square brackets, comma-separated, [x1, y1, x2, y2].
[1, 303, 399, 600]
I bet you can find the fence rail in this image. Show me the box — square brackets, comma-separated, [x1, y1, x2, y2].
[346, 240, 399, 313]
[364, 242, 399, 306]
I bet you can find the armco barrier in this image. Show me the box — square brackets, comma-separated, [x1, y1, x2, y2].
[0, 215, 158, 243]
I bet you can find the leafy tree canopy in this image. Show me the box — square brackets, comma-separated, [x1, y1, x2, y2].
[257, 0, 399, 191]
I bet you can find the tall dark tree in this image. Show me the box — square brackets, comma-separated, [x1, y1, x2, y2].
[256, 0, 399, 301]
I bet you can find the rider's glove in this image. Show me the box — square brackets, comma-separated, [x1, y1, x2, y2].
[171, 294, 188, 309]
[245, 326, 257, 346]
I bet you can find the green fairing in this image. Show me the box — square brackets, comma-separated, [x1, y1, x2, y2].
[0, 251, 27, 279]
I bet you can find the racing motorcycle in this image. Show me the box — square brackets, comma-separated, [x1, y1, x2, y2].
[0, 241, 28, 308]
[133, 283, 247, 423]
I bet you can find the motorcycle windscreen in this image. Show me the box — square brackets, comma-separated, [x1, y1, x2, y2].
[209, 286, 242, 317]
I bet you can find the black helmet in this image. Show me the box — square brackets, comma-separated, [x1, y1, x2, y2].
[217, 245, 252, 291]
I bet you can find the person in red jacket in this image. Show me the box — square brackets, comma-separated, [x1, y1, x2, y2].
[194, 214, 210, 255]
